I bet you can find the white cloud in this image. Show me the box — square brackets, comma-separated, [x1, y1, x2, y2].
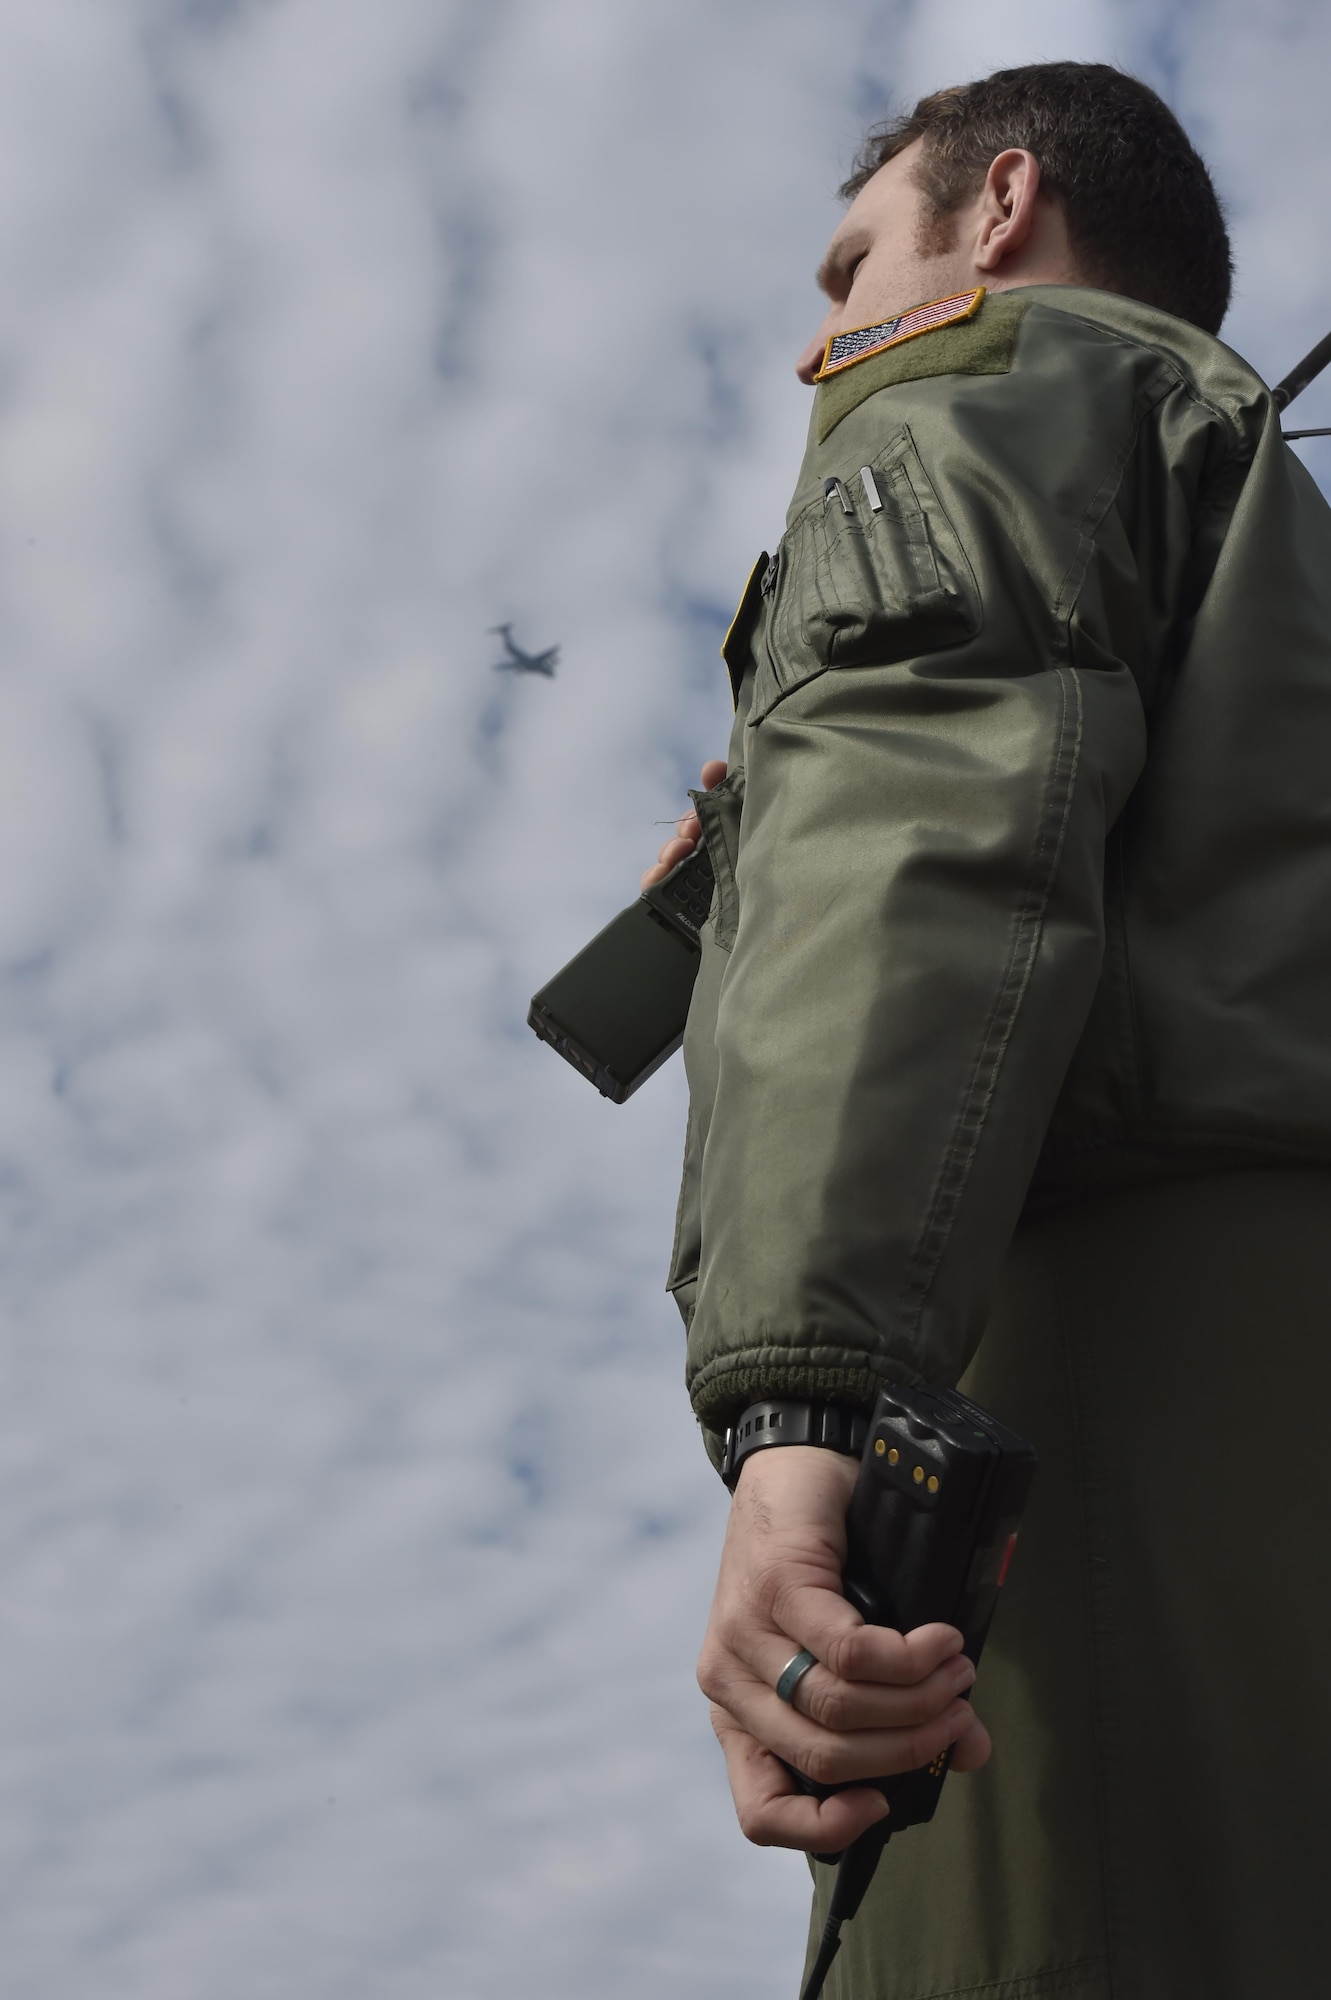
[0, 2, 1322, 1995]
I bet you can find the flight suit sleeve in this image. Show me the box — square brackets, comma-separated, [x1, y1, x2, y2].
[683, 368, 1164, 1431]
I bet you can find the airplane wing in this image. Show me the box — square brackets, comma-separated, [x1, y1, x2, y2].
[487, 626, 558, 675]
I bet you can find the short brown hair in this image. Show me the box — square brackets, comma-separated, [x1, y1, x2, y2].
[843, 63, 1232, 336]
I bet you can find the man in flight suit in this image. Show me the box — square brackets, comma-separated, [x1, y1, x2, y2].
[647, 62, 1331, 1999]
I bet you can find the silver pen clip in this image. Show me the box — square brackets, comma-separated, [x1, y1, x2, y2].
[859, 466, 883, 512]
[823, 476, 853, 515]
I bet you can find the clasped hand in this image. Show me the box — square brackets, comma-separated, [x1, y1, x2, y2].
[698, 1447, 992, 1852]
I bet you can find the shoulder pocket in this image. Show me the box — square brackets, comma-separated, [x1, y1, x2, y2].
[753, 425, 980, 721]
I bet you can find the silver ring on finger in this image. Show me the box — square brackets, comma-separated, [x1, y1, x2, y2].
[775, 1649, 818, 1706]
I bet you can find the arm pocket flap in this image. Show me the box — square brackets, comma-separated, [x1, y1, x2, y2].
[752, 426, 981, 720]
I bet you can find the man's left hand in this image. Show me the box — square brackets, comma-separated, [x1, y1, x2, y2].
[641, 759, 727, 890]
[697, 1446, 992, 1853]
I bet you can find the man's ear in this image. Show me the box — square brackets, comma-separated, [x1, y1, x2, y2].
[971, 149, 1042, 273]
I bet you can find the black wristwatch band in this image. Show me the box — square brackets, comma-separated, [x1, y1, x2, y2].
[720, 1399, 871, 1493]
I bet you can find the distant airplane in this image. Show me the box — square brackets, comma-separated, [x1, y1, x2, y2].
[490, 624, 559, 677]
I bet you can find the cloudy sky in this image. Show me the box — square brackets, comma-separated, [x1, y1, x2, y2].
[0, 3, 1327, 1995]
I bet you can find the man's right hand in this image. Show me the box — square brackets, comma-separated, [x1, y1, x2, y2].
[697, 1445, 991, 1853]
[641, 759, 727, 891]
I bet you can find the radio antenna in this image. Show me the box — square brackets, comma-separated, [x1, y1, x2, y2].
[1270, 326, 1331, 441]
[1273, 327, 1331, 411]
[799, 1826, 892, 2000]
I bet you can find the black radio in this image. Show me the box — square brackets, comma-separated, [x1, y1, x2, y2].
[527, 842, 711, 1102]
[795, 1382, 1036, 2000]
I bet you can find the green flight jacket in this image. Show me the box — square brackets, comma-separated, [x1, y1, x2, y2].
[672, 284, 1331, 1441]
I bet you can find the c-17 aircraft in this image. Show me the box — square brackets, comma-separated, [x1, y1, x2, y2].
[490, 624, 559, 677]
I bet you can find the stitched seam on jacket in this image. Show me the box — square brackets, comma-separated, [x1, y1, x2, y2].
[1110, 829, 1147, 1123]
[1031, 305, 1251, 465]
[1044, 1118, 1331, 1157]
[1053, 1248, 1120, 1998]
[904, 1956, 1111, 2000]
[1050, 364, 1178, 650]
[693, 778, 742, 953]
[666, 1103, 697, 1291]
[1050, 368, 1192, 1133]
[891, 664, 1085, 1353]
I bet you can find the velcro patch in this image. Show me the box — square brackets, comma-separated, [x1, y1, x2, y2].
[814, 291, 1028, 443]
[815, 288, 986, 380]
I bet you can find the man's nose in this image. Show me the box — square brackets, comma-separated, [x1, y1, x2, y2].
[796, 332, 827, 385]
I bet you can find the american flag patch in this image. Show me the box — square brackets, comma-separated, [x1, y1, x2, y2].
[815, 287, 986, 381]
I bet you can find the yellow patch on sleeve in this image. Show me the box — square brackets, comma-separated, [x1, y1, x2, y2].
[814, 287, 986, 381]
[814, 291, 1029, 443]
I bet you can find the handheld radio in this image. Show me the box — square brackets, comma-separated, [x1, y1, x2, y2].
[795, 1382, 1036, 2000]
[527, 842, 712, 1102]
